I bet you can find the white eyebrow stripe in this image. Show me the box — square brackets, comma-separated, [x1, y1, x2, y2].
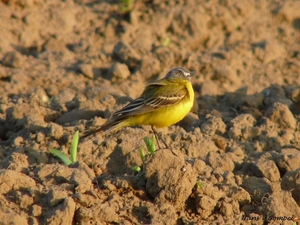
[183, 72, 190, 77]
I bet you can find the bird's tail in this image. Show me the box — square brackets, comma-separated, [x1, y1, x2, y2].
[80, 119, 126, 139]
[100, 119, 126, 133]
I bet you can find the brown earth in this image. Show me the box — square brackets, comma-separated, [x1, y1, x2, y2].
[0, 0, 300, 224]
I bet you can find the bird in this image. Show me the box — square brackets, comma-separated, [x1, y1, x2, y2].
[82, 67, 195, 149]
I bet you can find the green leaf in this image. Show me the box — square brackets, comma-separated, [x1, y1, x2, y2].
[131, 165, 141, 172]
[139, 146, 145, 161]
[144, 135, 156, 154]
[70, 131, 79, 163]
[120, 0, 133, 12]
[162, 37, 171, 47]
[196, 180, 203, 189]
[50, 149, 72, 166]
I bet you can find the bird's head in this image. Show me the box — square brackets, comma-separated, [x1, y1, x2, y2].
[165, 67, 194, 81]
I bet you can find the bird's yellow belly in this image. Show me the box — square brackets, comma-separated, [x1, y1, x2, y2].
[128, 99, 193, 128]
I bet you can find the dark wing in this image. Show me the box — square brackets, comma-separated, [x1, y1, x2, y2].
[112, 81, 188, 118]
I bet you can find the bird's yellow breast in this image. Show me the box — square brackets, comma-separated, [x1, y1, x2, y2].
[125, 81, 194, 128]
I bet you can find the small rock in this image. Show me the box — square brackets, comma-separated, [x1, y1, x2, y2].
[201, 116, 226, 136]
[34, 87, 49, 103]
[265, 102, 296, 129]
[47, 122, 64, 140]
[250, 152, 281, 182]
[0, 203, 29, 225]
[4, 152, 29, 173]
[230, 114, 256, 128]
[2, 51, 25, 68]
[218, 199, 235, 216]
[34, 164, 74, 185]
[48, 188, 69, 207]
[196, 181, 224, 201]
[144, 150, 196, 209]
[0, 169, 36, 194]
[78, 63, 94, 79]
[113, 41, 141, 68]
[195, 195, 217, 218]
[222, 185, 251, 206]
[228, 114, 260, 141]
[43, 37, 66, 52]
[275, 0, 300, 22]
[106, 62, 130, 81]
[206, 152, 235, 172]
[70, 169, 93, 193]
[226, 145, 245, 164]
[192, 159, 206, 174]
[281, 168, 300, 205]
[44, 198, 76, 225]
[212, 168, 224, 183]
[213, 135, 227, 151]
[264, 191, 300, 220]
[281, 168, 300, 190]
[276, 148, 300, 173]
[31, 204, 43, 217]
[147, 203, 177, 225]
[242, 177, 272, 203]
[262, 85, 293, 107]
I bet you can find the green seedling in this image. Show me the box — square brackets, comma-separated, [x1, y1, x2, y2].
[162, 37, 171, 47]
[144, 135, 156, 154]
[131, 135, 157, 173]
[140, 146, 146, 161]
[50, 130, 79, 166]
[131, 165, 141, 172]
[196, 180, 203, 189]
[120, 0, 134, 13]
[131, 146, 145, 172]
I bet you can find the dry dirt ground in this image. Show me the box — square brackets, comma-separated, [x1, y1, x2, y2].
[0, 0, 300, 224]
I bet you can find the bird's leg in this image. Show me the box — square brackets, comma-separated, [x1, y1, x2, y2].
[151, 126, 168, 149]
[150, 126, 181, 159]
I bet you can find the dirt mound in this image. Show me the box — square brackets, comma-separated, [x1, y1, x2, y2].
[1, 0, 300, 224]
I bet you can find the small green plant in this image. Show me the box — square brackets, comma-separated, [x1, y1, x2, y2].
[131, 135, 157, 172]
[143, 135, 156, 154]
[131, 146, 145, 172]
[50, 131, 79, 166]
[131, 165, 142, 172]
[139, 145, 146, 161]
[162, 37, 171, 47]
[120, 0, 134, 13]
[196, 180, 204, 189]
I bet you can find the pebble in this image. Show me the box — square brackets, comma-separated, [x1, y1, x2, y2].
[250, 152, 281, 182]
[106, 62, 130, 81]
[113, 41, 141, 68]
[201, 116, 226, 136]
[78, 63, 94, 79]
[265, 102, 296, 129]
[241, 176, 272, 203]
[206, 152, 235, 172]
[2, 51, 25, 68]
[276, 148, 300, 172]
[195, 195, 217, 218]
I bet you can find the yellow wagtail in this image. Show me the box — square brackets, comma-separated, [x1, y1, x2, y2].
[83, 67, 195, 148]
